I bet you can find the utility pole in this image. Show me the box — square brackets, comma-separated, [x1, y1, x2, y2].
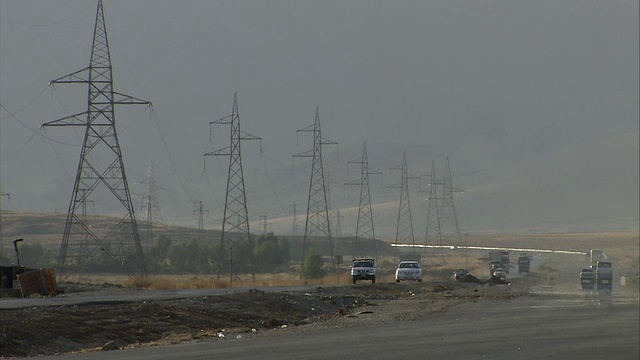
[464, 232, 470, 268]
[260, 215, 268, 236]
[41, 0, 149, 280]
[334, 209, 343, 238]
[387, 152, 418, 246]
[204, 93, 260, 278]
[289, 203, 298, 237]
[345, 142, 381, 259]
[293, 107, 337, 276]
[0, 192, 10, 256]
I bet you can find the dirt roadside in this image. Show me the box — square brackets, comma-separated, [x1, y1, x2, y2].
[0, 276, 534, 359]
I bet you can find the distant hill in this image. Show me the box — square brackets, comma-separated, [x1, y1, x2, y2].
[0, 211, 397, 262]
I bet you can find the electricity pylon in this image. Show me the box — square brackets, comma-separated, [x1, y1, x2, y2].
[204, 93, 260, 278]
[41, 0, 149, 279]
[345, 142, 381, 259]
[439, 157, 463, 246]
[140, 159, 163, 249]
[420, 160, 444, 262]
[193, 201, 208, 241]
[388, 152, 418, 246]
[293, 107, 336, 269]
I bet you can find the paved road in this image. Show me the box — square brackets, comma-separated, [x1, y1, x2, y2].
[36, 290, 639, 360]
[36, 254, 639, 360]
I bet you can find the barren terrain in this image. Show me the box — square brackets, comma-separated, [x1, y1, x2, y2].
[0, 231, 638, 359]
[1, 274, 536, 358]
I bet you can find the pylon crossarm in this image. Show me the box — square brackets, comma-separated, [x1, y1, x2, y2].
[206, 147, 232, 157]
[211, 114, 233, 125]
[296, 124, 316, 133]
[41, 111, 90, 127]
[293, 150, 313, 159]
[320, 137, 337, 146]
[49, 67, 90, 84]
[238, 130, 260, 141]
[113, 91, 151, 105]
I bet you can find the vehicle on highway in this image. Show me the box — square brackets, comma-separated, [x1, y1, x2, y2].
[517, 254, 532, 273]
[453, 268, 469, 280]
[395, 261, 422, 282]
[595, 261, 613, 292]
[580, 268, 595, 290]
[492, 268, 507, 280]
[351, 258, 376, 284]
[489, 251, 510, 274]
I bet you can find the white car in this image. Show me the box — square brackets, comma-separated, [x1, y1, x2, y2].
[492, 268, 507, 280]
[395, 261, 422, 282]
[351, 258, 376, 284]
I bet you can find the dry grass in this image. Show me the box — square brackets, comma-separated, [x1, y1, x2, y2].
[120, 272, 356, 290]
[39, 230, 639, 290]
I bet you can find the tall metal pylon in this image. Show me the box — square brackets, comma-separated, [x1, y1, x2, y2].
[41, 0, 149, 279]
[420, 160, 444, 262]
[293, 107, 336, 267]
[193, 201, 208, 241]
[204, 93, 260, 278]
[388, 152, 418, 246]
[345, 142, 381, 259]
[140, 159, 163, 249]
[438, 157, 463, 246]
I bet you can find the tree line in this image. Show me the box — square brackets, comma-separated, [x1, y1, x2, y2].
[3, 233, 328, 280]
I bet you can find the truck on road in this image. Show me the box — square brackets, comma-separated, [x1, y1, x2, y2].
[517, 254, 531, 273]
[595, 261, 613, 292]
[489, 251, 510, 274]
[580, 268, 595, 290]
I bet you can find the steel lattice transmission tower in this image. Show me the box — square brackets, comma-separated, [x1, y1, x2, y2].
[193, 201, 208, 241]
[345, 142, 381, 259]
[140, 159, 164, 249]
[438, 157, 463, 246]
[42, 0, 149, 279]
[388, 152, 418, 246]
[420, 160, 444, 262]
[205, 93, 260, 277]
[293, 107, 337, 266]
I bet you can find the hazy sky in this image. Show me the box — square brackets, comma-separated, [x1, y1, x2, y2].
[1, 0, 638, 236]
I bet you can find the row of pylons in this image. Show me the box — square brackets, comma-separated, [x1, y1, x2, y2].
[41, 0, 462, 281]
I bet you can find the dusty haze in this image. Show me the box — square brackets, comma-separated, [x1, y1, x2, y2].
[1, 0, 638, 239]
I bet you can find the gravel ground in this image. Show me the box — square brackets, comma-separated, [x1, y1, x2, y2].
[0, 276, 536, 358]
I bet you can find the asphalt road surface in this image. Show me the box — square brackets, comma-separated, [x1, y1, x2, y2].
[36, 254, 639, 360]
